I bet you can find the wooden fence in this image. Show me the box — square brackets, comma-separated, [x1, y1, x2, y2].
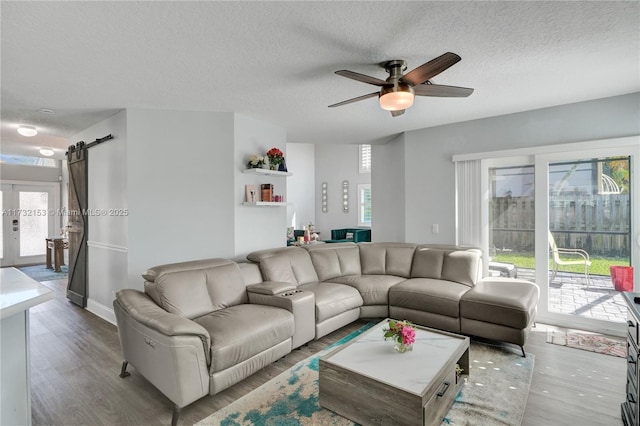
[490, 194, 630, 257]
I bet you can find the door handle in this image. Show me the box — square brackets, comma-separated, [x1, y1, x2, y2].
[12, 219, 19, 231]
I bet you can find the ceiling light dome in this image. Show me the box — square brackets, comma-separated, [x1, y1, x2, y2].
[379, 84, 415, 111]
[17, 125, 37, 137]
[39, 148, 55, 157]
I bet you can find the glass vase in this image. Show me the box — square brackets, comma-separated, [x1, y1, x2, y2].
[394, 341, 413, 353]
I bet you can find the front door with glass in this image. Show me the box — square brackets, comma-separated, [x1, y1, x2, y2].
[1, 184, 57, 267]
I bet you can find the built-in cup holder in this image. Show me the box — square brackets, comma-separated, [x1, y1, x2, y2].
[281, 290, 302, 297]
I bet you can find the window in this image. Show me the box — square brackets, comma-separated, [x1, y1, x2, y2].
[358, 184, 371, 226]
[359, 144, 371, 174]
[0, 154, 57, 167]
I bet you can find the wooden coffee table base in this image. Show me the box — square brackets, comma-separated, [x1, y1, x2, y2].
[319, 320, 469, 426]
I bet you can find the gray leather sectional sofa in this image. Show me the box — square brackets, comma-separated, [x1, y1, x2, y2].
[113, 242, 539, 425]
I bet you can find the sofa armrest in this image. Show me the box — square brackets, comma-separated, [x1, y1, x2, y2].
[113, 290, 211, 408]
[247, 281, 297, 295]
[115, 289, 211, 360]
[353, 229, 371, 242]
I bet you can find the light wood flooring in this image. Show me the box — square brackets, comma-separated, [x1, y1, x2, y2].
[29, 279, 625, 425]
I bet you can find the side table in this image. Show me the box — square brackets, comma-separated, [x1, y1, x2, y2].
[45, 238, 68, 272]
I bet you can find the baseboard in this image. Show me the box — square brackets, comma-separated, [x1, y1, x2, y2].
[86, 298, 116, 325]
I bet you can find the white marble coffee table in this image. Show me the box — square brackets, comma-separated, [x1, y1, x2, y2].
[319, 319, 469, 426]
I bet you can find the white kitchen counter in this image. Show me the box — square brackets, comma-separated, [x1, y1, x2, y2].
[1, 267, 55, 425]
[1, 267, 55, 319]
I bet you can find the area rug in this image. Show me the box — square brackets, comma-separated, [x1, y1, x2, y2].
[196, 326, 535, 426]
[546, 329, 626, 358]
[17, 264, 68, 282]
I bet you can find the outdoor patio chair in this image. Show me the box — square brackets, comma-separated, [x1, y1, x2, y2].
[548, 231, 592, 285]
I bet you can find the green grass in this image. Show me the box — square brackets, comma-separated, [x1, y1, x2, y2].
[493, 253, 630, 276]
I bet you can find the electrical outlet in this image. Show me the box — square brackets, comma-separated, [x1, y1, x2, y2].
[432, 224, 439, 234]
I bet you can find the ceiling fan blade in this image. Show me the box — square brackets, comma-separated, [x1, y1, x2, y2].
[413, 84, 474, 97]
[328, 92, 379, 108]
[400, 52, 462, 86]
[391, 109, 405, 117]
[335, 70, 391, 87]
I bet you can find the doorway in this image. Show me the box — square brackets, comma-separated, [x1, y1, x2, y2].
[1, 183, 59, 267]
[482, 140, 638, 335]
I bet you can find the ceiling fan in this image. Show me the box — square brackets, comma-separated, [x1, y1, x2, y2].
[329, 52, 473, 117]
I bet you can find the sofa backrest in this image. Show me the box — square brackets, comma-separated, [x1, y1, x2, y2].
[246, 246, 319, 285]
[358, 242, 417, 278]
[302, 242, 362, 281]
[142, 258, 248, 319]
[411, 245, 482, 286]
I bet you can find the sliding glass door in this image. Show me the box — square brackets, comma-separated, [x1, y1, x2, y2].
[468, 138, 639, 335]
[534, 145, 638, 334]
[540, 154, 633, 330]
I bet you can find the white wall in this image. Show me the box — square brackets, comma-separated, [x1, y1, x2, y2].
[66, 108, 289, 323]
[234, 114, 289, 258]
[314, 144, 371, 237]
[372, 134, 405, 242]
[71, 110, 128, 323]
[127, 109, 236, 288]
[373, 93, 640, 244]
[285, 143, 315, 230]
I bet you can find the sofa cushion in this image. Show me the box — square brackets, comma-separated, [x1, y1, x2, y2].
[411, 246, 482, 286]
[460, 278, 539, 329]
[411, 247, 445, 279]
[358, 243, 417, 278]
[298, 282, 363, 322]
[305, 244, 361, 281]
[144, 259, 248, 319]
[194, 304, 294, 372]
[328, 275, 406, 305]
[442, 250, 481, 286]
[389, 278, 472, 318]
[254, 249, 319, 286]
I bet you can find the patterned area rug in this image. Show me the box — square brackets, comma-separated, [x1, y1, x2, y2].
[196, 326, 534, 426]
[546, 330, 626, 358]
[17, 264, 68, 282]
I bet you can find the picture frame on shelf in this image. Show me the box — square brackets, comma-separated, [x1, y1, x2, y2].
[245, 185, 259, 203]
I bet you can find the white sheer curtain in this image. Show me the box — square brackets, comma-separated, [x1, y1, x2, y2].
[454, 159, 482, 247]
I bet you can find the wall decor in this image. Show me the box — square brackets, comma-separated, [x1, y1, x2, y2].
[321, 182, 328, 213]
[245, 185, 259, 203]
[342, 180, 349, 213]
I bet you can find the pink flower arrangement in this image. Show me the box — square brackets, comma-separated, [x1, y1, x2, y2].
[383, 319, 416, 346]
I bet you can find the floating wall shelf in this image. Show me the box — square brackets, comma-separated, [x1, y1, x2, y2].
[243, 202, 292, 207]
[243, 168, 292, 177]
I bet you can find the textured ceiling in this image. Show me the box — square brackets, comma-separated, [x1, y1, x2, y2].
[1, 1, 639, 159]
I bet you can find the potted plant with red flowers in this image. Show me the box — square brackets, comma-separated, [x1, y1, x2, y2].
[266, 147, 284, 170]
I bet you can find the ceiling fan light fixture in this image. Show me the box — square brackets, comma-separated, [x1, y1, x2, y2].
[17, 125, 38, 137]
[379, 84, 415, 111]
[39, 148, 55, 157]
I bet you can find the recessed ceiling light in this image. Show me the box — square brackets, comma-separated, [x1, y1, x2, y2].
[17, 125, 38, 137]
[38, 108, 55, 115]
[39, 148, 55, 157]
